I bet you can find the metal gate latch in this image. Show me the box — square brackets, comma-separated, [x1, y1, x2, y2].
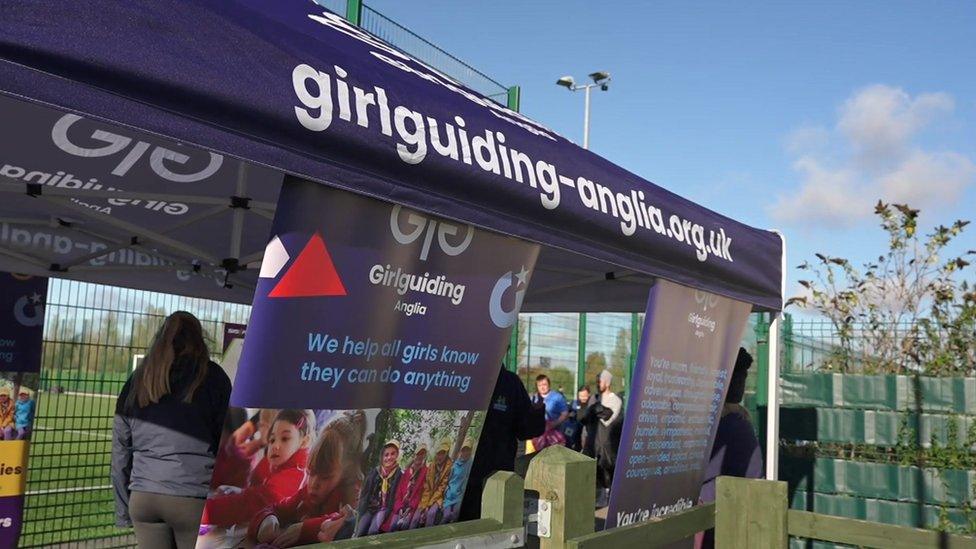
[524, 496, 552, 538]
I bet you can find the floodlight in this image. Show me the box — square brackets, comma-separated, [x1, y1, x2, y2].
[556, 70, 614, 149]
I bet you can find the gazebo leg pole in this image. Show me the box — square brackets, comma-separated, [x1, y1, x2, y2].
[765, 313, 780, 480]
[766, 231, 787, 481]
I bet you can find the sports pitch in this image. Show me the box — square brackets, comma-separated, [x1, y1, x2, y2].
[22, 391, 133, 548]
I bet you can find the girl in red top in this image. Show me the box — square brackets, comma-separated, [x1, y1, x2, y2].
[384, 445, 428, 532]
[201, 409, 314, 527]
[210, 408, 279, 489]
[249, 410, 366, 547]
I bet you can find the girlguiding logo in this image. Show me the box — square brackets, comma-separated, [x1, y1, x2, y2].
[389, 205, 473, 261]
[688, 289, 719, 338]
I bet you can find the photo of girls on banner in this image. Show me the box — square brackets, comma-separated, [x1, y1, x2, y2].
[0, 272, 46, 547]
[197, 177, 539, 548]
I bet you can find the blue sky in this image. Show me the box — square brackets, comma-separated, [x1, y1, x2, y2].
[366, 0, 976, 300]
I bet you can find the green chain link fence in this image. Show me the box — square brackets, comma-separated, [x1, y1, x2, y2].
[21, 280, 250, 548]
[775, 314, 976, 548]
[314, 0, 519, 108]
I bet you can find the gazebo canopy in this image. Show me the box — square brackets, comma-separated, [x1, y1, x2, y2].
[0, 0, 782, 312]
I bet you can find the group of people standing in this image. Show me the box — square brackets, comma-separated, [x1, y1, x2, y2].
[530, 371, 624, 507]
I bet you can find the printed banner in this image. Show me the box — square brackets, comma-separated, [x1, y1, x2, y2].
[220, 323, 247, 389]
[197, 178, 539, 547]
[0, 272, 46, 547]
[606, 279, 750, 532]
[222, 323, 247, 353]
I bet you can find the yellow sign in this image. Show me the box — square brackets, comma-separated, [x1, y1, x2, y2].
[0, 441, 28, 497]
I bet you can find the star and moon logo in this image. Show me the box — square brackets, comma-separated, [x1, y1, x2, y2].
[14, 291, 44, 327]
[489, 265, 529, 329]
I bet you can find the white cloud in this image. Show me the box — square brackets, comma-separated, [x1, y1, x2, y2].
[878, 150, 975, 208]
[772, 85, 974, 226]
[779, 156, 862, 224]
[785, 126, 830, 155]
[838, 85, 953, 170]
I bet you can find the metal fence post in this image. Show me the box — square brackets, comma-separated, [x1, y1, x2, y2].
[506, 319, 518, 373]
[577, 313, 587, 389]
[715, 476, 788, 549]
[783, 313, 794, 373]
[507, 85, 521, 112]
[344, 0, 362, 26]
[754, 313, 770, 407]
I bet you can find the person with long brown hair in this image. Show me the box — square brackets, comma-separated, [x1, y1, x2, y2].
[112, 311, 231, 549]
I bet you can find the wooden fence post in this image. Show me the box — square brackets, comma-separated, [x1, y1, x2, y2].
[715, 476, 788, 549]
[524, 445, 596, 548]
[481, 471, 525, 529]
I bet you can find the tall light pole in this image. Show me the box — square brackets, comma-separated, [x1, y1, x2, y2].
[556, 71, 611, 150]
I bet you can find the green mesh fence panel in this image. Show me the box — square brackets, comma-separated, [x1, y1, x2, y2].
[782, 457, 976, 507]
[789, 490, 972, 530]
[516, 313, 581, 395]
[780, 407, 976, 448]
[779, 315, 976, 537]
[20, 279, 251, 548]
[358, 4, 510, 102]
[781, 373, 976, 413]
[310, 0, 510, 102]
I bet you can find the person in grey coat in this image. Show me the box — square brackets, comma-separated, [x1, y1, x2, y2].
[112, 311, 231, 549]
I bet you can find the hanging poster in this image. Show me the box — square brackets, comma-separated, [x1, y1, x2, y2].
[219, 323, 247, 388]
[197, 178, 539, 547]
[0, 272, 46, 547]
[222, 323, 247, 354]
[606, 279, 750, 534]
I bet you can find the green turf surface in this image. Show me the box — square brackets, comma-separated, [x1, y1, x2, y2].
[21, 391, 133, 548]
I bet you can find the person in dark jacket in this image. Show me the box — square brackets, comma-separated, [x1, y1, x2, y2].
[696, 347, 764, 549]
[574, 385, 596, 456]
[112, 311, 231, 549]
[458, 364, 545, 521]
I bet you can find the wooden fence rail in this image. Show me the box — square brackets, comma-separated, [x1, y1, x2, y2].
[788, 510, 976, 549]
[304, 446, 976, 548]
[566, 503, 714, 549]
